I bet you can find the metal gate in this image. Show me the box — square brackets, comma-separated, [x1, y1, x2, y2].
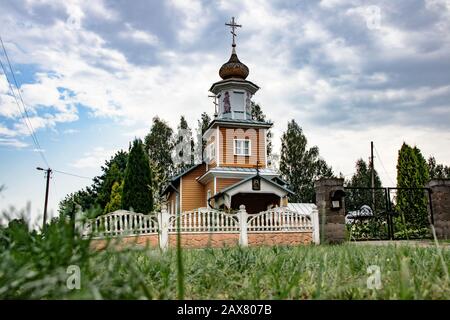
[344, 187, 434, 241]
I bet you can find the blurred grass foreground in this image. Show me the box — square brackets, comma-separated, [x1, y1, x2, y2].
[0, 208, 449, 300]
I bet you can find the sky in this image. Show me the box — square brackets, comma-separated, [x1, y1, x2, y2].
[0, 0, 449, 225]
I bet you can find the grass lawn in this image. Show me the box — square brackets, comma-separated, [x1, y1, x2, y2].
[1, 218, 449, 299]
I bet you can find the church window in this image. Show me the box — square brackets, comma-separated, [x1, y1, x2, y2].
[234, 139, 251, 156]
[232, 91, 245, 119]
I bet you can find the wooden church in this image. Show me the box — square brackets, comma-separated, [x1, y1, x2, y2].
[163, 18, 293, 214]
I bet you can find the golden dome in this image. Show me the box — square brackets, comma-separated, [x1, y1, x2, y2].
[219, 47, 249, 80]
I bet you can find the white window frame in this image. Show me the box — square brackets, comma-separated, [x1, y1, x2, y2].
[233, 139, 251, 156]
[232, 90, 246, 120]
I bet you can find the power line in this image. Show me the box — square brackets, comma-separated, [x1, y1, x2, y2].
[374, 145, 396, 186]
[0, 36, 50, 168]
[53, 169, 92, 180]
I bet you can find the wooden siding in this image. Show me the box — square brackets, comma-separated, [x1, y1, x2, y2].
[219, 127, 266, 168]
[216, 178, 242, 192]
[180, 164, 207, 212]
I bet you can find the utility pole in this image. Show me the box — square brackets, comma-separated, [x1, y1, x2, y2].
[370, 141, 375, 210]
[37, 167, 52, 229]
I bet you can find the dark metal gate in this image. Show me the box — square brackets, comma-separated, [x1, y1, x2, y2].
[344, 187, 434, 241]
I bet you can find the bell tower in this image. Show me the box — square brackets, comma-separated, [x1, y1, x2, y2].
[202, 16, 272, 172]
[210, 17, 260, 121]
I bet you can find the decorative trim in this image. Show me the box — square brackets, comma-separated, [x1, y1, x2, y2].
[264, 128, 268, 167]
[180, 177, 183, 212]
[216, 126, 220, 166]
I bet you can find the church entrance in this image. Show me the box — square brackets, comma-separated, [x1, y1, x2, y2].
[230, 193, 281, 214]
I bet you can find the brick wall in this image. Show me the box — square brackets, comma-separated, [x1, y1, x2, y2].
[90, 234, 159, 250]
[90, 232, 313, 250]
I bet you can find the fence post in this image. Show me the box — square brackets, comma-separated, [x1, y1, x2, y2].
[311, 206, 320, 244]
[238, 205, 248, 247]
[159, 204, 169, 251]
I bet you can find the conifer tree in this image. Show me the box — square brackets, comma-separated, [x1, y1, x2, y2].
[345, 159, 384, 212]
[92, 150, 128, 209]
[197, 112, 211, 161]
[280, 120, 334, 203]
[396, 143, 430, 230]
[104, 181, 123, 214]
[144, 117, 174, 207]
[174, 116, 195, 174]
[122, 139, 153, 213]
[427, 156, 450, 179]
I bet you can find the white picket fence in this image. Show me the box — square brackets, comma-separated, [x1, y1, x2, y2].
[82, 210, 158, 238]
[80, 204, 319, 247]
[168, 208, 239, 233]
[247, 207, 313, 232]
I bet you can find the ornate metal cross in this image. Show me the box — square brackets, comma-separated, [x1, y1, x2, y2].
[225, 17, 242, 46]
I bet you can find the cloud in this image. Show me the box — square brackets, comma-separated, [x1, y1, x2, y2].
[119, 23, 159, 45]
[0, 137, 28, 148]
[70, 146, 115, 169]
[0, 0, 449, 189]
[63, 128, 78, 134]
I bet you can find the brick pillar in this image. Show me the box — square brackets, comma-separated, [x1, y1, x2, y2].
[314, 178, 346, 244]
[426, 179, 450, 240]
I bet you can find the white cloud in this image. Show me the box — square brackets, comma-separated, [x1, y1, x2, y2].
[0, 137, 28, 148]
[0, 0, 449, 191]
[167, 0, 213, 44]
[70, 146, 115, 169]
[119, 24, 159, 45]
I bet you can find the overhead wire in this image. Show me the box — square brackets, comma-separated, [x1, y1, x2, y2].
[0, 35, 50, 168]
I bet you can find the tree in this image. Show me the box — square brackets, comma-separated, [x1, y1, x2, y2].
[427, 156, 450, 179]
[197, 112, 211, 161]
[173, 116, 195, 174]
[345, 159, 384, 212]
[91, 150, 128, 209]
[104, 181, 123, 214]
[396, 143, 430, 231]
[58, 151, 128, 216]
[279, 120, 334, 203]
[251, 102, 273, 157]
[144, 117, 174, 206]
[121, 139, 153, 213]
[58, 187, 97, 217]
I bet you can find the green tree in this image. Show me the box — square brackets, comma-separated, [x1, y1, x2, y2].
[396, 143, 430, 232]
[427, 156, 450, 179]
[251, 102, 273, 157]
[58, 187, 97, 217]
[122, 139, 154, 213]
[92, 150, 128, 209]
[345, 159, 384, 212]
[197, 112, 211, 161]
[144, 117, 174, 206]
[104, 181, 123, 214]
[174, 116, 195, 174]
[279, 120, 334, 203]
[58, 151, 128, 215]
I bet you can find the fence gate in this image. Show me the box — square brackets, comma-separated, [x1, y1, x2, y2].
[344, 187, 434, 241]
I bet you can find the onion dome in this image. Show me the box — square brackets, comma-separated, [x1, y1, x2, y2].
[219, 46, 249, 80]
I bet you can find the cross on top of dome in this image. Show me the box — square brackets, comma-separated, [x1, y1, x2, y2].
[225, 16, 241, 48]
[219, 17, 249, 80]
